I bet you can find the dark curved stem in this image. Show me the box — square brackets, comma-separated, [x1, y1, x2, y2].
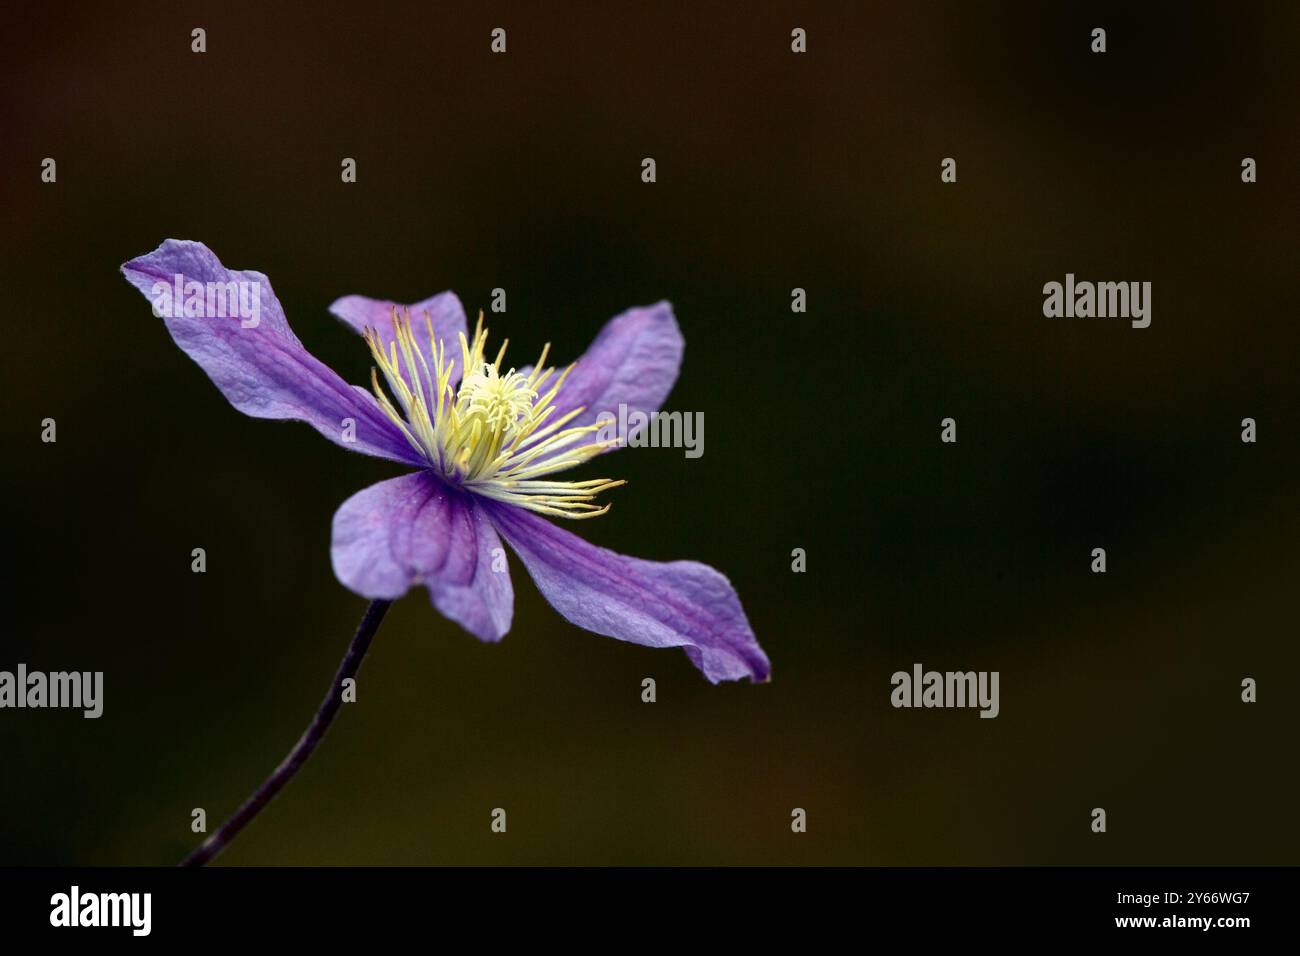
[180, 599, 393, 867]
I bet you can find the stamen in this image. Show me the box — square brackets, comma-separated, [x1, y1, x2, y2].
[363, 308, 621, 518]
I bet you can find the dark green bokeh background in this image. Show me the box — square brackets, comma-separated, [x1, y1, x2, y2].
[3, 1, 1297, 865]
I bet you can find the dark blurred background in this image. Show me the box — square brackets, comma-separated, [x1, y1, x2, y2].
[2, 1, 1297, 865]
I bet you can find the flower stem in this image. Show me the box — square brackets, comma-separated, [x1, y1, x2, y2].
[180, 598, 393, 867]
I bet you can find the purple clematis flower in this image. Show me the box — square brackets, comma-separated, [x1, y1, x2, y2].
[122, 240, 769, 683]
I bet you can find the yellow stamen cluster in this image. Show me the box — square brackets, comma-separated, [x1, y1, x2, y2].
[364, 308, 624, 519]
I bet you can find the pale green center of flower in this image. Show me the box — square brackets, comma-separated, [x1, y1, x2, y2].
[364, 309, 623, 519]
[458, 363, 537, 438]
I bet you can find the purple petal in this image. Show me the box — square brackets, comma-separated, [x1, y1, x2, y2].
[548, 302, 683, 449]
[122, 240, 420, 464]
[330, 292, 469, 387]
[331, 473, 513, 642]
[487, 502, 769, 683]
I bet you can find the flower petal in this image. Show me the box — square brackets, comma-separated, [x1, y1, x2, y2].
[486, 501, 769, 683]
[549, 302, 683, 448]
[122, 239, 420, 464]
[330, 292, 468, 387]
[331, 473, 513, 642]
